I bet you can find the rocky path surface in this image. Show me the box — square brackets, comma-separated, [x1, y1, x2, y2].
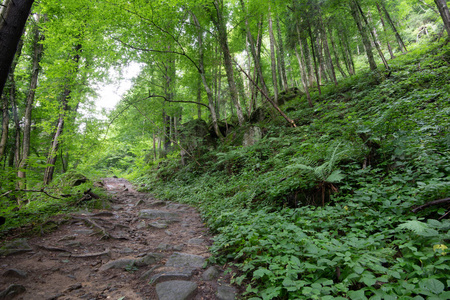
[0, 178, 237, 300]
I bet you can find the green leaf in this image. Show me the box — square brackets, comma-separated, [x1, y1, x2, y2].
[253, 268, 272, 279]
[397, 220, 439, 237]
[326, 169, 345, 183]
[419, 278, 444, 295]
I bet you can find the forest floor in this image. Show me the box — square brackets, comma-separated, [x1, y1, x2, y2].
[0, 178, 237, 300]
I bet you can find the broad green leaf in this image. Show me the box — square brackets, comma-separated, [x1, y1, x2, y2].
[419, 278, 445, 295]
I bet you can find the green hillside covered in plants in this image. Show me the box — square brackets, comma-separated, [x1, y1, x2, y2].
[1, 0, 449, 299]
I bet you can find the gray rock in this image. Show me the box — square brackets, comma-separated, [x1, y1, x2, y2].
[165, 230, 173, 236]
[138, 209, 180, 222]
[202, 266, 219, 281]
[73, 229, 94, 235]
[173, 244, 184, 251]
[150, 270, 192, 284]
[149, 200, 166, 207]
[165, 253, 205, 269]
[99, 253, 162, 271]
[135, 199, 146, 206]
[0, 284, 26, 300]
[243, 126, 262, 147]
[2, 269, 27, 279]
[0, 239, 32, 256]
[149, 222, 168, 229]
[155, 281, 197, 300]
[217, 285, 237, 300]
[187, 238, 204, 245]
[157, 243, 170, 251]
[136, 220, 146, 229]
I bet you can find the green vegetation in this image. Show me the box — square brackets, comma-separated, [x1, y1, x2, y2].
[136, 42, 450, 299]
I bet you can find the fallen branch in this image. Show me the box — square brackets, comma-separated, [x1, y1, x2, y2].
[0, 189, 62, 200]
[411, 197, 450, 213]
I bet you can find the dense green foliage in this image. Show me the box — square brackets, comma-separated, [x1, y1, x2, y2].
[136, 42, 450, 299]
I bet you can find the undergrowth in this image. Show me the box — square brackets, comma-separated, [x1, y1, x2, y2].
[136, 41, 450, 299]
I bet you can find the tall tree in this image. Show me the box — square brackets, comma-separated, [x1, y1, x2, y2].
[0, 0, 34, 98]
[434, 0, 450, 39]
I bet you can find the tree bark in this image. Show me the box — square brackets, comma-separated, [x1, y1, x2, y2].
[0, 0, 34, 99]
[18, 19, 43, 186]
[350, 0, 377, 70]
[434, 0, 450, 39]
[268, 5, 279, 105]
[212, 0, 245, 126]
[307, 21, 322, 94]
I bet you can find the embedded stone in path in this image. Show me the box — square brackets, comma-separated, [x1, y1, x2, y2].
[99, 253, 163, 271]
[0, 239, 32, 256]
[217, 285, 237, 300]
[155, 280, 197, 300]
[165, 252, 205, 269]
[202, 266, 219, 281]
[138, 209, 181, 222]
[150, 269, 193, 284]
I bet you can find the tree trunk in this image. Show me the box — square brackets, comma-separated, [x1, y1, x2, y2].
[376, 2, 395, 59]
[275, 17, 288, 91]
[378, 1, 407, 52]
[327, 25, 347, 78]
[295, 23, 313, 108]
[0, 0, 34, 99]
[307, 21, 322, 94]
[350, 0, 377, 70]
[434, 0, 450, 39]
[191, 11, 223, 138]
[43, 44, 81, 184]
[18, 19, 43, 186]
[355, 0, 390, 70]
[212, 0, 244, 126]
[319, 13, 338, 86]
[239, 0, 268, 98]
[197, 74, 202, 119]
[268, 5, 279, 105]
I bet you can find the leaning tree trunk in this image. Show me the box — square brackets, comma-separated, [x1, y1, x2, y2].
[0, 0, 34, 99]
[327, 25, 347, 78]
[212, 0, 245, 126]
[378, 1, 407, 53]
[319, 13, 338, 86]
[376, 3, 395, 59]
[350, 0, 377, 70]
[307, 20, 322, 95]
[355, 0, 390, 70]
[18, 19, 43, 187]
[434, 0, 450, 39]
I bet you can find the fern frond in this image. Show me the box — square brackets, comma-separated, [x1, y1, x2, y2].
[398, 220, 439, 237]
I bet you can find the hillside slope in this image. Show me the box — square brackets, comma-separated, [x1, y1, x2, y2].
[138, 41, 450, 299]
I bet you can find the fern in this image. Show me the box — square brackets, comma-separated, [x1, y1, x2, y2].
[397, 220, 439, 237]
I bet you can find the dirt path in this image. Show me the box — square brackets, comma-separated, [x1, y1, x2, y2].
[0, 178, 237, 300]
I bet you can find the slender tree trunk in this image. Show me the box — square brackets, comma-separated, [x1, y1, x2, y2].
[375, 3, 395, 59]
[378, 1, 407, 52]
[268, 5, 279, 105]
[355, 0, 390, 70]
[295, 23, 313, 108]
[328, 25, 347, 78]
[350, 0, 377, 70]
[307, 21, 322, 94]
[275, 17, 288, 91]
[239, 0, 269, 98]
[319, 13, 338, 86]
[0, 0, 34, 99]
[18, 19, 43, 186]
[434, 0, 450, 39]
[191, 11, 223, 138]
[212, 0, 245, 126]
[43, 44, 81, 184]
[197, 75, 202, 119]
